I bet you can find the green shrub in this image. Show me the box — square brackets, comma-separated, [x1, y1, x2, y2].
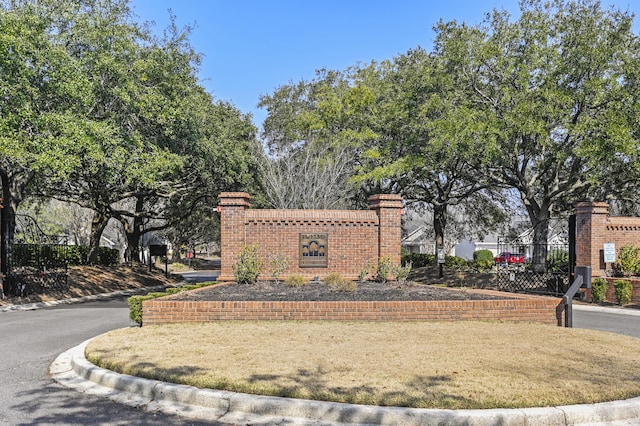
[285, 274, 307, 287]
[401, 253, 435, 268]
[613, 280, 633, 305]
[547, 249, 569, 273]
[393, 262, 412, 284]
[325, 272, 357, 292]
[128, 294, 160, 325]
[616, 245, 640, 277]
[473, 250, 494, 262]
[268, 251, 290, 284]
[357, 260, 374, 283]
[471, 250, 494, 272]
[445, 255, 467, 271]
[377, 256, 394, 283]
[591, 278, 608, 304]
[232, 244, 262, 284]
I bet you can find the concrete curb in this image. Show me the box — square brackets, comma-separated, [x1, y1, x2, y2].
[51, 337, 640, 426]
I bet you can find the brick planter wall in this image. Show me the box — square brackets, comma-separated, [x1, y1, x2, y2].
[142, 290, 560, 325]
[218, 193, 403, 281]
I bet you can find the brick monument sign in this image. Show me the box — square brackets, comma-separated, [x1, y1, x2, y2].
[217, 192, 403, 281]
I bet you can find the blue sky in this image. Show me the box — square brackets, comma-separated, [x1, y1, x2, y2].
[128, 0, 639, 128]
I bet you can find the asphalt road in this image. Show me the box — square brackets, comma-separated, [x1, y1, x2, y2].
[1, 288, 637, 425]
[573, 306, 640, 339]
[0, 297, 223, 425]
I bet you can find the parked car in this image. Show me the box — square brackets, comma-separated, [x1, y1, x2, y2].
[494, 252, 526, 264]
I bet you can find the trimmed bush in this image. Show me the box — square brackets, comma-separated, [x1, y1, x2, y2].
[472, 249, 494, 272]
[591, 278, 608, 304]
[128, 282, 214, 325]
[473, 250, 494, 262]
[613, 280, 633, 305]
[401, 253, 435, 268]
[232, 244, 262, 284]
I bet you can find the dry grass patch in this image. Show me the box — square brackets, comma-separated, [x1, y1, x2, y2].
[86, 321, 640, 410]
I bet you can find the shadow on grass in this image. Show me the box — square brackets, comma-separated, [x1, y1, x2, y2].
[245, 367, 473, 408]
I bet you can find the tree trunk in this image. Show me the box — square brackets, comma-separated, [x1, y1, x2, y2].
[433, 203, 447, 278]
[1, 169, 31, 296]
[119, 196, 145, 264]
[87, 210, 110, 264]
[523, 198, 550, 273]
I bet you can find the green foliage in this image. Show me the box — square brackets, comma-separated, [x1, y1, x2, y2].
[128, 295, 158, 325]
[616, 245, 640, 277]
[357, 260, 374, 283]
[591, 278, 608, 304]
[472, 250, 495, 271]
[547, 249, 569, 273]
[376, 256, 394, 283]
[613, 280, 633, 306]
[268, 251, 290, 284]
[445, 255, 467, 271]
[285, 274, 307, 288]
[473, 250, 494, 262]
[232, 244, 262, 284]
[324, 272, 357, 292]
[128, 283, 213, 325]
[401, 253, 435, 268]
[393, 262, 412, 284]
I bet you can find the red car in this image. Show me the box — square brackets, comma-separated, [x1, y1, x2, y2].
[494, 252, 526, 264]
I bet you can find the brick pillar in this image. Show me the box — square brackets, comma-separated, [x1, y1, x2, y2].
[369, 194, 403, 265]
[575, 202, 609, 277]
[218, 192, 251, 281]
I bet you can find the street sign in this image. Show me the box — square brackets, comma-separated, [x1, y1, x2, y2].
[603, 243, 616, 263]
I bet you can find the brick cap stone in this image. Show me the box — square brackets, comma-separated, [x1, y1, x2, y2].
[576, 201, 609, 215]
[368, 194, 403, 209]
[219, 192, 252, 207]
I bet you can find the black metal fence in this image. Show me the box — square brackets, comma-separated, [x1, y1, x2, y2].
[5, 215, 69, 296]
[495, 237, 571, 296]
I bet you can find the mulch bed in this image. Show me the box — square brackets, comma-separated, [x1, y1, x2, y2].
[170, 280, 514, 302]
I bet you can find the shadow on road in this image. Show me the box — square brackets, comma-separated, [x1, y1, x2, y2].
[9, 381, 227, 425]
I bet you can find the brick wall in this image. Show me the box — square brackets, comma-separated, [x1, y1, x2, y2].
[142, 290, 560, 325]
[576, 202, 640, 276]
[218, 193, 403, 281]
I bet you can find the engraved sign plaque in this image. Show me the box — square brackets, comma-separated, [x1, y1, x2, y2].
[299, 233, 328, 268]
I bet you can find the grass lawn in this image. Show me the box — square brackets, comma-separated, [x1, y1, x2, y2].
[86, 321, 640, 410]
